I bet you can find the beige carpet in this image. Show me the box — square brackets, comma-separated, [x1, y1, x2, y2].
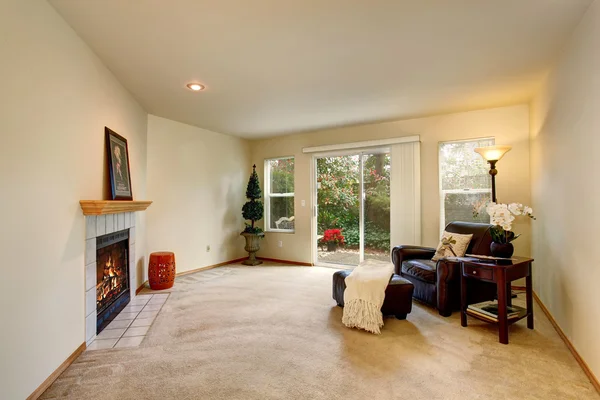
[41, 263, 599, 400]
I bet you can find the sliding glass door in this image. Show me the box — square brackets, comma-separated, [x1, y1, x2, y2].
[315, 154, 361, 266]
[314, 149, 390, 267]
[362, 152, 391, 261]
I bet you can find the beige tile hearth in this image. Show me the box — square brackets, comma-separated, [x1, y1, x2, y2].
[123, 326, 150, 337]
[86, 293, 168, 351]
[138, 282, 176, 294]
[122, 305, 145, 312]
[113, 311, 139, 321]
[96, 328, 126, 340]
[142, 303, 163, 311]
[106, 319, 133, 329]
[130, 317, 156, 327]
[148, 297, 167, 305]
[86, 339, 118, 350]
[114, 336, 145, 348]
[137, 310, 159, 319]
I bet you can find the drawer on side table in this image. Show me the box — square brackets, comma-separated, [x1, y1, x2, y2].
[463, 264, 494, 281]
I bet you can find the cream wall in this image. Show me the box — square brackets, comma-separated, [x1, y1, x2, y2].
[250, 105, 531, 264]
[530, 0, 600, 382]
[146, 115, 250, 275]
[0, 1, 148, 399]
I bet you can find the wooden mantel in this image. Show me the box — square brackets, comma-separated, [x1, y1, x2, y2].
[79, 200, 152, 216]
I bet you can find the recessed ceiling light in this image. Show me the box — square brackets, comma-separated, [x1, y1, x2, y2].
[186, 83, 205, 91]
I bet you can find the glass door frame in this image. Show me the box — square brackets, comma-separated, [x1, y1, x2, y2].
[311, 147, 390, 268]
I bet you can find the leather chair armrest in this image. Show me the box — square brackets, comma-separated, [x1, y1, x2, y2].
[391, 245, 436, 275]
[436, 259, 461, 316]
[436, 259, 461, 284]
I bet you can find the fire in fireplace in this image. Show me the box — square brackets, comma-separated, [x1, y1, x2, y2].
[97, 253, 127, 310]
[96, 229, 130, 333]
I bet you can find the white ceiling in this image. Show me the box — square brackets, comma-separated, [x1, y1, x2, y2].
[49, 0, 592, 139]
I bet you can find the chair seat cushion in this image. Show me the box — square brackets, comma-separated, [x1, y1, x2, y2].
[401, 259, 437, 283]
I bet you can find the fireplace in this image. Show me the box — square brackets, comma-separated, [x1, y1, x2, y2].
[96, 229, 130, 334]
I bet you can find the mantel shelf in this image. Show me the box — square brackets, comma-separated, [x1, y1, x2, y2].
[79, 200, 152, 216]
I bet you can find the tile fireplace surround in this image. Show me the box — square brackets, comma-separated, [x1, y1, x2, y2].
[84, 212, 136, 345]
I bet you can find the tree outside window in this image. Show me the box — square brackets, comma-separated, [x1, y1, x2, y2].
[265, 157, 295, 232]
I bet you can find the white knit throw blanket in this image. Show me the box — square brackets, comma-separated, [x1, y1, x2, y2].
[342, 260, 394, 334]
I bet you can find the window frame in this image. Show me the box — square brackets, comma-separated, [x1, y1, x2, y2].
[438, 138, 494, 233]
[264, 156, 295, 233]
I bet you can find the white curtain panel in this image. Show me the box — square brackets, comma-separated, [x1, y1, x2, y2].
[390, 141, 421, 246]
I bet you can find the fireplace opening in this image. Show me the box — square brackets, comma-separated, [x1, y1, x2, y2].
[96, 229, 130, 334]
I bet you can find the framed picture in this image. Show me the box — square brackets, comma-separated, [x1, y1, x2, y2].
[105, 127, 133, 200]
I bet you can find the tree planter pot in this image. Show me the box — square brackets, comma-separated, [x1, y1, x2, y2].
[490, 242, 514, 258]
[326, 242, 338, 252]
[241, 232, 265, 265]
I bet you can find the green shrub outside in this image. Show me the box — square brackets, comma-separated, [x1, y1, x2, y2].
[316, 154, 390, 253]
[269, 154, 392, 252]
[340, 222, 390, 251]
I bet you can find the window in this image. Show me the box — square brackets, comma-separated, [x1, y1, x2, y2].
[439, 138, 494, 231]
[265, 157, 295, 232]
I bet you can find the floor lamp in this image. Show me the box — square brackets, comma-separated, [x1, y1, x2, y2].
[474, 145, 512, 203]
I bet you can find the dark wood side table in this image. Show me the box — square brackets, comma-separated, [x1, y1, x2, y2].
[460, 256, 534, 344]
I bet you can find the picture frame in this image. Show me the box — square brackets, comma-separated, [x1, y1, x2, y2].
[105, 127, 133, 200]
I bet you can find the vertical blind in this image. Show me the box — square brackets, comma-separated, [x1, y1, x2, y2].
[390, 141, 421, 246]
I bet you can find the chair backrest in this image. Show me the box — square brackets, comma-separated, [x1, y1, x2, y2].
[444, 221, 493, 256]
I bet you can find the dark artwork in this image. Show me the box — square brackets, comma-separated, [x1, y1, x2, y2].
[106, 127, 133, 200]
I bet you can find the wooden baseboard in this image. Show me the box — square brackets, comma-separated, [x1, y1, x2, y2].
[533, 291, 600, 394]
[136, 257, 248, 292]
[257, 257, 313, 266]
[135, 282, 146, 295]
[27, 342, 86, 400]
[176, 258, 247, 277]
[137, 256, 310, 292]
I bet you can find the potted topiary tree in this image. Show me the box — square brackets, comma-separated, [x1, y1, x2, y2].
[241, 164, 265, 265]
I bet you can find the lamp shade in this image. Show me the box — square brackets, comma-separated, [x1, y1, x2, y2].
[474, 145, 512, 162]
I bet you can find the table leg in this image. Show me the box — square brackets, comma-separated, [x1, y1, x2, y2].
[526, 265, 534, 330]
[460, 271, 467, 327]
[506, 282, 513, 307]
[497, 273, 509, 344]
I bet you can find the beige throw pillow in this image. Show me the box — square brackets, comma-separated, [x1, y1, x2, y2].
[432, 231, 473, 261]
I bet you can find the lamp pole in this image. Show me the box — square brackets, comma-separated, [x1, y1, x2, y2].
[488, 160, 498, 203]
[475, 145, 511, 204]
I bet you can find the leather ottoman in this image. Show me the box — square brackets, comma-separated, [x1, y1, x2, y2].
[332, 270, 414, 320]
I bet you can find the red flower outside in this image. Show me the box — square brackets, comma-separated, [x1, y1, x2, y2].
[321, 229, 345, 245]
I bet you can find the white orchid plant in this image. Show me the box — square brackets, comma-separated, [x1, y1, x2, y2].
[474, 202, 536, 244]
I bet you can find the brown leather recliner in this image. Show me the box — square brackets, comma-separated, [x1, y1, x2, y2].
[391, 221, 497, 317]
